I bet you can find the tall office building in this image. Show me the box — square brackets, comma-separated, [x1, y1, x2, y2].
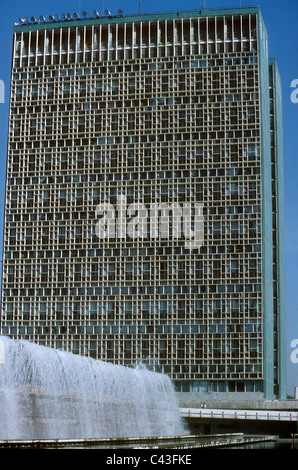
[1, 7, 286, 399]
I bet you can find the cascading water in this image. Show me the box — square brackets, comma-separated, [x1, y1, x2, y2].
[0, 336, 185, 440]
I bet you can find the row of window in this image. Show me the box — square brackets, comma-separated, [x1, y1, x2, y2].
[4, 273, 262, 286]
[3, 295, 262, 310]
[0, 327, 264, 379]
[6, 172, 261, 191]
[4, 211, 262, 230]
[6, 190, 261, 205]
[7, 154, 261, 168]
[2, 282, 263, 297]
[3, 256, 262, 270]
[12, 107, 259, 131]
[9, 136, 261, 155]
[12, 69, 259, 96]
[4, 243, 263, 258]
[12, 62, 259, 81]
[175, 380, 263, 393]
[12, 53, 259, 82]
[5, 218, 261, 237]
[12, 299, 265, 317]
[1, 319, 262, 334]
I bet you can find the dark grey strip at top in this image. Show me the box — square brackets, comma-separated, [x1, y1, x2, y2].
[14, 7, 259, 33]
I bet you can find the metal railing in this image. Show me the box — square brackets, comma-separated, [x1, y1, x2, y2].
[180, 407, 298, 422]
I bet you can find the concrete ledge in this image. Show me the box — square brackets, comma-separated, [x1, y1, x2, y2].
[0, 433, 277, 449]
[178, 393, 298, 410]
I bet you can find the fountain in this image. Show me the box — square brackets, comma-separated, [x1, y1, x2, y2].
[0, 336, 184, 441]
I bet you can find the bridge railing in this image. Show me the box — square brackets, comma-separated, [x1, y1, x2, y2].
[180, 408, 298, 422]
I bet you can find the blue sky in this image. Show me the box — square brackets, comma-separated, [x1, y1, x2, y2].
[0, 0, 297, 396]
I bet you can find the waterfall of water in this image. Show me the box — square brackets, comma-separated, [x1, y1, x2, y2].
[0, 336, 185, 440]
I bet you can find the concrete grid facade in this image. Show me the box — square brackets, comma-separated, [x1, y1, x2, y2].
[1, 8, 286, 398]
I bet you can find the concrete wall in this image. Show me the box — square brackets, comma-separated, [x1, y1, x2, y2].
[178, 392, 298, 410]
[186, 417, 297, 438]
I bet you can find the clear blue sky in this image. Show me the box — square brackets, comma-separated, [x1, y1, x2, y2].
[0, 0, 297, 396]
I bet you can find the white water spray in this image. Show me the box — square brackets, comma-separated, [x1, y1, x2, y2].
[0, 336, 184, 440]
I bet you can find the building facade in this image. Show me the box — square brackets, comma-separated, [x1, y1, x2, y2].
[1, 7, 286, 398]
[269, 59, 286, 399]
